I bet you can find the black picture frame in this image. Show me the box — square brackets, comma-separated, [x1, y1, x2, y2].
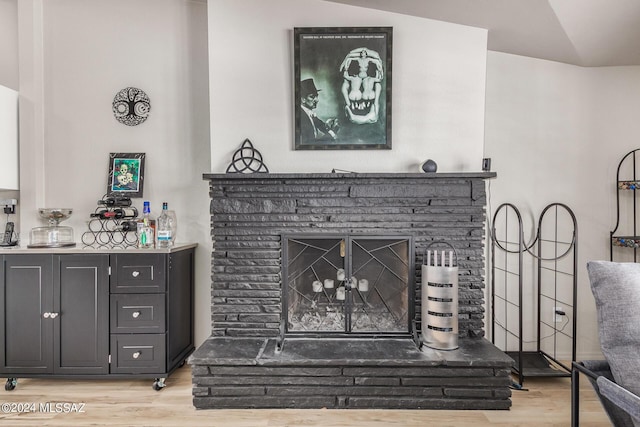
[294, 26, 393, 150]
[107, 152, 145, 198]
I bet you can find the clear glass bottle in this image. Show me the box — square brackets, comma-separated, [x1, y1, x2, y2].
[137, 201, 155, 248]
[156, 202, 177, 248]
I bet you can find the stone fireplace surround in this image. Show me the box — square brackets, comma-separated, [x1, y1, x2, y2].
[190, 172, 513, 410]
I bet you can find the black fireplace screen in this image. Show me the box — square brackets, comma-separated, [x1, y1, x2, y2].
[283, 235, 413, 335]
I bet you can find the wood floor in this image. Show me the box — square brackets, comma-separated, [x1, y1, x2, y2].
[0, 364, 611, 426]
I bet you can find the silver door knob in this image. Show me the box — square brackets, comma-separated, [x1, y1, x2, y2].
[50, 312, 59, 319]
[43, 312, 51, 318]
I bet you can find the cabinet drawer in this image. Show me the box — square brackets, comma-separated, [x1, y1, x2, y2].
[111, 294, 166, 334]
[110, 334, 165, 374]
[111, 254, 166, 293]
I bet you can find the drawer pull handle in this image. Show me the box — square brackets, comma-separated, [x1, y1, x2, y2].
[43, 312, 50, 318]
[50, 312, 59, 319]
[132, 271, 140, 277]
[132, 311, 141, 319]
[133, 351, 141, 359]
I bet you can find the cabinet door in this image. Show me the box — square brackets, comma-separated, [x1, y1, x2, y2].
[53, 254, 109, 374]
[0, 255, 54, 374]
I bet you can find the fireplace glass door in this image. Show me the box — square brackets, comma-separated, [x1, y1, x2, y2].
[283, 235, 413, 335]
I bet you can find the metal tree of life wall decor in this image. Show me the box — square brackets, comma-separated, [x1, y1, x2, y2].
[112, 87, 151, 126]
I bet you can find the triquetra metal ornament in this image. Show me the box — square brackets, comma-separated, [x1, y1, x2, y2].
[226, 139, 269, 173]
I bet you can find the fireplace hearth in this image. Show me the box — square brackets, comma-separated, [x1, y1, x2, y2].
[191, 172, 513, 410]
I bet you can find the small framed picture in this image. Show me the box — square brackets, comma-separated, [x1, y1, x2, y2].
[294, 26, 393, 150]
[107, 153, 145, 198]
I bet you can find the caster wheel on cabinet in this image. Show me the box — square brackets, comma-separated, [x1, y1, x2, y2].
[5, 378, 17, 391]
[152, 378, 166, 391]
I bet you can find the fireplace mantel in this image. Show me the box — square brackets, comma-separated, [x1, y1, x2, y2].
[203, 171, 496, 180]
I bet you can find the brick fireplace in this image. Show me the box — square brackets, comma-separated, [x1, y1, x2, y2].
[190, 172, 513, 409]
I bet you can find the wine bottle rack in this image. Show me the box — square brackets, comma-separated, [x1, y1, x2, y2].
[82, 198, 138, 249]
[81, 218, 138, 249]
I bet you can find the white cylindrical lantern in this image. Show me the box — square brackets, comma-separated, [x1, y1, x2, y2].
[358, 279, 369, 292]
[336, 268, 346, 281]
[336, 286, 346, 300]
[323, 279, 334, 289]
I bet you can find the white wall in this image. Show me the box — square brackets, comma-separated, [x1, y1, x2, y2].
[0, 0, 19, 213]
[208, 0, 488, 173]
[0, 0, 18, 90]
[13, 0, 212, 346]
[485, 51, 640, 358]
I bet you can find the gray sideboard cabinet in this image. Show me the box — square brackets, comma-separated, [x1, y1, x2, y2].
[0, 245, 195, 391]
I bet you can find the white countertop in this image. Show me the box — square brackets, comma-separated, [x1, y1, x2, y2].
[0, 242, 198, 254]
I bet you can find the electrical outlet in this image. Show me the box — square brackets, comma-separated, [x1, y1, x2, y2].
[552, 306, 564, 323]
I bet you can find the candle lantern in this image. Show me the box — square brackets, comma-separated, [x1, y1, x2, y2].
[421, 242, 459, 350]
[323, 279, 334, 289]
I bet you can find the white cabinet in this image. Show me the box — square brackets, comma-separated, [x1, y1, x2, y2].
[0, 85, 18, 190]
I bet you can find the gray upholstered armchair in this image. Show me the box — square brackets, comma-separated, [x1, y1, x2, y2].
[571, 261, 640, 426]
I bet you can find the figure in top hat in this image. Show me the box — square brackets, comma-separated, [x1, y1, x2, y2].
[298, 78, 340, 143]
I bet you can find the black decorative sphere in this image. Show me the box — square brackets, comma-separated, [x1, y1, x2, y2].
[421, 159, 438, 173]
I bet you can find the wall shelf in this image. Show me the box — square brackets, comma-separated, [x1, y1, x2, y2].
[610, 149, 640, 261]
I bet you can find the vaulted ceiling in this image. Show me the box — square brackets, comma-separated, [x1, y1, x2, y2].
[323, 0, 640, 67]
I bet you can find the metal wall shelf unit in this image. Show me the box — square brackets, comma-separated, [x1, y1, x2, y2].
[491, 203, 577, 387]
[610, 148, 640, 261]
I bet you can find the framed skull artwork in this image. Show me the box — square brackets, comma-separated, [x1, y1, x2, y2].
[107, 152, 145, 198]
[294, 27, 392, 150]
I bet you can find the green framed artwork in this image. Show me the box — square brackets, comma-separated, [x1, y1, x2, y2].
[107, 152, 145, 198]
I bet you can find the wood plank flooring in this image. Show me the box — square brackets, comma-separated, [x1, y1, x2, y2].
[0, 364, 612, 426]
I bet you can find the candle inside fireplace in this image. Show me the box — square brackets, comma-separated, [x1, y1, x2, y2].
[312, 280, 323, 292]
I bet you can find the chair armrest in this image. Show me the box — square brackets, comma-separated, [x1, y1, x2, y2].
[597, 376, 640, 422]
[573, 360, 640, 427]
[573, 361, 599, 381]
